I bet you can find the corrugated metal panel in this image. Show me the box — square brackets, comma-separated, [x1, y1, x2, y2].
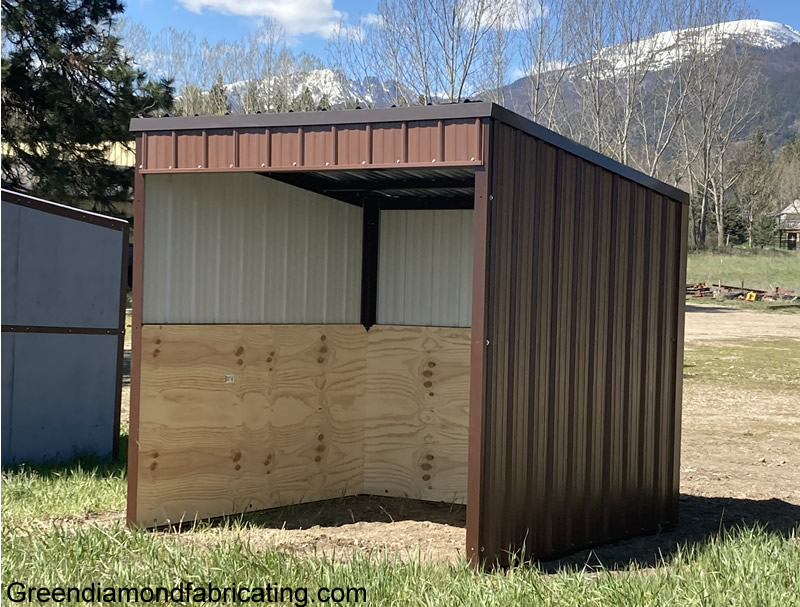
[139, 119, 483, 173]
[377, 210, 473, 327]
[142, 173, 362, 324]
[473, 121, 687, 565]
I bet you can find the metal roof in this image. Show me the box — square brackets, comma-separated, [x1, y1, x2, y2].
[130, 102, 688, 204]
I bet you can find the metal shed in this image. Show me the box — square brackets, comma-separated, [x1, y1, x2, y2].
[127, 102, 688, 566]
[1, 189, 128, 465]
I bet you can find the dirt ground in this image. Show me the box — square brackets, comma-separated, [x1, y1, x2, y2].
[683, 304, 800, 343]
[123, 305, 800, 567]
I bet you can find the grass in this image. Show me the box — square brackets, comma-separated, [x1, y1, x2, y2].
[2, 522, 798, 606]
[687, 249, 800, 292]
[683, 338, 800, 387]
[1, 455, 126, 526]
[3, 337, 800, 605]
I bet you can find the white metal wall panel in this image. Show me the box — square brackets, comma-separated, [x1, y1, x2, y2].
[143, 173, 363, 324]
[378, 209, 473, 327]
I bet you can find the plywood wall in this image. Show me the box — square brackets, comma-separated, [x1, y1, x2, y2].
[134, 324, 471, 526]
[364, 326, 471, 503]
[136, 324, 367, 525]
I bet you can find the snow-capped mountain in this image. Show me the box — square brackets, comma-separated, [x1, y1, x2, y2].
[226, 68, 413, 111]
[594, 19, 800, 74]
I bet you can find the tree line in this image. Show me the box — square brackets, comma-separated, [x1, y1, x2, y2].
[3, 0, 798, 248]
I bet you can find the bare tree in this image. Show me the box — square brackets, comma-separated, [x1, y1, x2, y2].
[563, 0, 619, 153]
[377, 0, 509, 103]
[328, 15, 384, 107]
[515, 0, 571, 127]
[731, 132, 777, 247]
[678, 9, 757, 248]
[476, 9, 514, 106]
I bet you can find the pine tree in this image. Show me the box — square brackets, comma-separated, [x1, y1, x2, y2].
[291, 86, 315, 112]
[1, 0, 174, 212]
[272, 89, 289, 113]
[207, 74, 230, 115]
[318, 93, 331, 111]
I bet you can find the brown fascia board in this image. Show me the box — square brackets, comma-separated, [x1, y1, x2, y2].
[129, 101, 688, 205]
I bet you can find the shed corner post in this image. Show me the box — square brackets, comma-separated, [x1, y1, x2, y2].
[466, 118, 493, 569]
[126, 133, 146, 527]
[671, 200, 690, 524]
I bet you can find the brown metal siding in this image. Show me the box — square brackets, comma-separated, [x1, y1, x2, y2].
[138, 119, 482, 173]
[476, 121, 687, 565]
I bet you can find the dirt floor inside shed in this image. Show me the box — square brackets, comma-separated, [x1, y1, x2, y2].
[120, 305, 800, 566]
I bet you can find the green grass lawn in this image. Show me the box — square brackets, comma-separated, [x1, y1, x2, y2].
[687, 249, 800, 292]
[1, 521, 797, 606]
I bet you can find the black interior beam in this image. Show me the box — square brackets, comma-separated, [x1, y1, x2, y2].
[360, 203, 380, 330]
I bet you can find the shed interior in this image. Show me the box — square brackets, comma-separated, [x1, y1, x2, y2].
[137, 166, 477, 525]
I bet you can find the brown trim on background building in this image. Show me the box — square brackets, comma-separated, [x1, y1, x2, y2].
[466, 119, 492, 568]
[0, 325, 122, 335]
[127, 135, 145, 525]
[113, 225, 130, 460]
[1, 189, 129, 230]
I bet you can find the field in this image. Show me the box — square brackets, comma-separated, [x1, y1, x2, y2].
[3, 308, 800, 605]
[687, 249, 800, 292]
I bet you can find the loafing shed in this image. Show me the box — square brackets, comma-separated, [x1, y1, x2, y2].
[127, 102, 689, 566]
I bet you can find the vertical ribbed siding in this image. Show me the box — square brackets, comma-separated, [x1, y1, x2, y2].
[475, 121, 687, 564]
[143, 173, 362, 324]
[377, 210, 473, 327]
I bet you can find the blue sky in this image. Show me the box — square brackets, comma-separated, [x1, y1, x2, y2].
[123, 0, 800, 58]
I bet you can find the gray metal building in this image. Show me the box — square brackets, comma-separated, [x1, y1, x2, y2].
[1, 190, 128, 464]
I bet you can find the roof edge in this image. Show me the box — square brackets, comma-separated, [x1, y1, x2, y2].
[489, 104, 689, 204]
[1, 189, 129, 230]
[129, 102, 494, 132]
[128, 101, 688, 204]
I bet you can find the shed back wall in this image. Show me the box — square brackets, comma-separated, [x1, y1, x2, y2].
[378, 210, 473, 327]
[143, 173, 362, 324]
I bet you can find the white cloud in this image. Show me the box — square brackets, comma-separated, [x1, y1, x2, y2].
[178, 0, 344, 37]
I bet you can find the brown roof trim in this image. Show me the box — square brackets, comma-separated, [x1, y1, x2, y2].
[1, 189, 129, 230]
[129, 102, 494, 132]
[129, 102, 688, 204]
[489, 105, 690, 205]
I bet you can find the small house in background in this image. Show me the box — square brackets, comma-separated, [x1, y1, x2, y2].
[777, 200, 800, 249]
[1, 190, 128, 465]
